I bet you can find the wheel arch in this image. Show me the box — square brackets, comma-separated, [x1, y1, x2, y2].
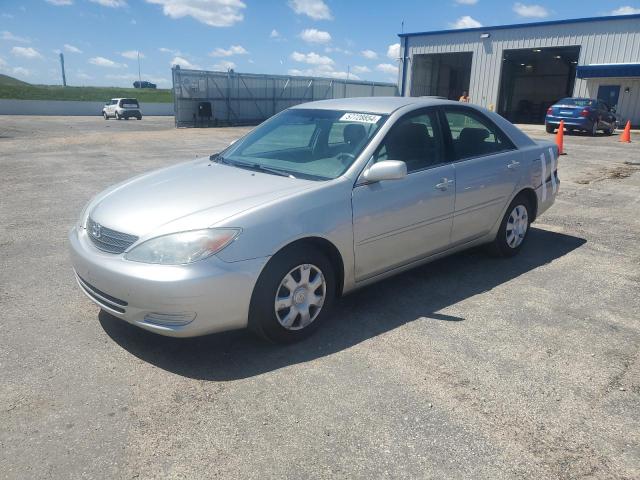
[270, 236, 345, 298]
[516, 187, 538, 222]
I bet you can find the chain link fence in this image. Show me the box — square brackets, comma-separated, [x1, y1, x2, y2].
[172, 67, 398, 127]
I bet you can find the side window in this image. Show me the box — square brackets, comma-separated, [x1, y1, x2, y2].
[443, 109, 514, 160]
[111, 100, 117, 105]
[374, 110, 444, 173]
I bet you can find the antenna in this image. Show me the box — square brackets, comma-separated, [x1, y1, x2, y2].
[59, 52, 67, 87]
[401, 19, 404, 34]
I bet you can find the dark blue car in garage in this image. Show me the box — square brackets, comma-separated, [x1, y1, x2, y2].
[545, 97, 618, 136]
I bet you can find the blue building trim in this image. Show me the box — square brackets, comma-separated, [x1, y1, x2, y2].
[398, 13, 640, 38]
[577, 64, 640, 78]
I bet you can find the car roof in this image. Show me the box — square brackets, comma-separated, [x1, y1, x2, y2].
[290, 96, 461, 115]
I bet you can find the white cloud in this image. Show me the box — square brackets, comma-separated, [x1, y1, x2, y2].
[361, 49, 378, 59]
[2, 31, 30, 43]
[121, 50, 144, 59]
[159, 47, 182, 55]
[376, 63, 398, 75]
[351, 65, 370, 74]
[146, 0, 246, 27]
[611, 6, 640, 14]
[325, 46, 352, 55]
[64, 44, 82, 53]
[299, 28, 331, 44]
[0, 57, 6, 68]
[106, 73, 138, 80]
[76, 72, 93, 80]
[11, 47, 42, 59]
[210, 45, 248, 57]
[11, 66, 31, 76]
[89, 0, 127, 7]
[290, 51, 334, 65]
[45, 0, 73, 5]
[387, 43, 400, 60]
[288, 0, 332, 20]
[213, 60, 236, 70]
[89, 56, 126, 68]
[270, 29, 280, 38]
[513, 3, 549, 18]
[450, 15, 482, 28]
[171, 56, 200, 69]
[454, 0, 478, 4]
[2, 13, 15, 18]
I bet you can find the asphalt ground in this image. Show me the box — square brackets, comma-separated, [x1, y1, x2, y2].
[1, 116, 639, 479]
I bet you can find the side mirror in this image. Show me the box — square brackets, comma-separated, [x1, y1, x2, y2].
[363, 160, 407, 183]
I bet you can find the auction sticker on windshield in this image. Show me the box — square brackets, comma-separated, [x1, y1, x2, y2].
[339, 113, 381, 123]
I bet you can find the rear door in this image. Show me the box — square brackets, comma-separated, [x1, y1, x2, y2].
[352, 108, 455, 281]
[441, 107, 522, 246]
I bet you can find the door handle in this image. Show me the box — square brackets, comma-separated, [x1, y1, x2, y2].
[507, 160, 521, 169]
[434, 178, 454, 190]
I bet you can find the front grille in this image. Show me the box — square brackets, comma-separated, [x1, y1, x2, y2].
[87, 217, 138, 254]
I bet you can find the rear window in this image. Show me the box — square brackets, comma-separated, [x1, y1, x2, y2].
[119, 99, 139, 108]
[557, 98, 595, 107]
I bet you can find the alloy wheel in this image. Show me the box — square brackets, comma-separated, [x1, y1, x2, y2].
[274, 264, 326, 330]
[506, 205, 528, 249]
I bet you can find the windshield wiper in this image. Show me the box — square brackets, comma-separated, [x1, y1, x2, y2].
[229, 160, 297, 179]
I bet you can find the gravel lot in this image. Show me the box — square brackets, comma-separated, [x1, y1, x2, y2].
[1, 116, 639, 479]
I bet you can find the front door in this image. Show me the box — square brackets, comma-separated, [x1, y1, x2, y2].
[352, 108, 455, 281]
[441, 107, 522, 245]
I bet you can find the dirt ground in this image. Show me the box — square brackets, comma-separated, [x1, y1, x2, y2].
[1, 116, 639, 479]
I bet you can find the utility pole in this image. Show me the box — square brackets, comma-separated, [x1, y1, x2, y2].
[346, 65, 350, 81]
[137, 51, 142, 84]
[59, 52, 67, 87]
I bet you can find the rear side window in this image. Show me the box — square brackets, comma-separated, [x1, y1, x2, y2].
[442, 108, 514, 160]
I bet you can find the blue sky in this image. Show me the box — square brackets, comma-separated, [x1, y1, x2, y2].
[1, 0, 639, 88]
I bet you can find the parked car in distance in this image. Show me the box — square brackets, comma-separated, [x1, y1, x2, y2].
[133, 80, 157, 89]
[71, 97, 559, 343]
[545, 97, 617, 136]
[102, 98, 142, 120]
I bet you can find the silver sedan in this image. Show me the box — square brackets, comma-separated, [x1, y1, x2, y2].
[69, 97, 559, 342]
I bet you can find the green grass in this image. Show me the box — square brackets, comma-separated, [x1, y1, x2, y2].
[0, 75, 173, 103]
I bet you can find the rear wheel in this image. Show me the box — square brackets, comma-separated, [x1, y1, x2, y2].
[249, 245, 335, 343]
[545, 124, 555, 134]
[136, 116, 142, 120]
[606, 126, 615, 136]
[488, 195, 532, 257]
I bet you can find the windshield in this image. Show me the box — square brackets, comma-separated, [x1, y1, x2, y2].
[221, 109, 388, 180]
[557, 98, 595, 107]
[120, 99, 139, 107]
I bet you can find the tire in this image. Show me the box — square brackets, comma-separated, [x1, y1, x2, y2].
[487, 195, 532, 258]
[103, 112, 108, 120]
[137, 116, 142, 120]
[115, 112, 121, 120]
[545, 124, 555, 134]
[249, 245, 335, 343]
[606, 126, 615, 136]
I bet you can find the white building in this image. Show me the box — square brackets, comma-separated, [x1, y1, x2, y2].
[399, 14, 640, 126]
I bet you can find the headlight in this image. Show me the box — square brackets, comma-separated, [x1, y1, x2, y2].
[125, 228, 240, 265]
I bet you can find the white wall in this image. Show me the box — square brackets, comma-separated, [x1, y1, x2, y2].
[0, 99, 174, 116]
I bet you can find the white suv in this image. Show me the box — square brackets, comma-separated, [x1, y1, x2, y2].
[102, 98, 142, 120]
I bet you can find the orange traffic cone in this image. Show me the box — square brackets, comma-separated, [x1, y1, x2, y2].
[619, 120, 632, 143]
[556, 120, 565, 155]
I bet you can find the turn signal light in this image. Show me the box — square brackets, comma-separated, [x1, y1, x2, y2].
[547, 107, 553, 115]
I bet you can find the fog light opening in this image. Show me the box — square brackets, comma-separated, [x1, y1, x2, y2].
[143, 312, 196, 327]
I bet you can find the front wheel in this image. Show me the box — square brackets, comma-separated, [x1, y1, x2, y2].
[103, 112, 108, 120]
[488, 195, 532, 257]
[545, 124, 555, 134]
[249, 245, 335, 343]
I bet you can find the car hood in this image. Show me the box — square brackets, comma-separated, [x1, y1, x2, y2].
[89, 159, 315, 238]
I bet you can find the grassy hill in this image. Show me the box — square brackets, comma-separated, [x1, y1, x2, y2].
[0, 75, 172, 103]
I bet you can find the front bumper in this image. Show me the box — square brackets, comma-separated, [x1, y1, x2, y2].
[68, 226, 268, 337]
